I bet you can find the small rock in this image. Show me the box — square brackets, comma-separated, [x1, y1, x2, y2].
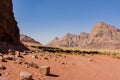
[4, 55, 14, 60]
[0, 65, 6, 70]
[21, 52, 28, 55]
[60, 62, 65, 64]
[43, 57, 48, 60]
[31, 55, 36, 59]
[89, 58, 94, 62]
[16, 51, 24, 58]
[15, 58, 23, 64]
[25, 65, 29, 68]
[0, 58, 6, 62]
[20, 72, 32, 80]
[0, 76, 9, 80]
[24, 62, 39, 68]
[40, 66, 50, 75]
[31, 55, 37, 59]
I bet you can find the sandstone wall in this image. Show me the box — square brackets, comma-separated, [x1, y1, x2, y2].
[0, 0, 27, 52]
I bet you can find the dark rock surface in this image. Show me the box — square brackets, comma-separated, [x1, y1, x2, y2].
[0, 0, 28, 52]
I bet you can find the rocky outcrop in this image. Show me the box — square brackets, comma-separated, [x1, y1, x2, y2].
[58, 33, 79, 47]
[48, 22, 120, 49]
[20, 34, 41, 46]
[0, 0, 19, 43]
[86, 22, 120, 49]
[0, 0, 28, 52]
[47, 33, 80, 47]
[47, 37, 59, 47]
[20, 34, 40, 44]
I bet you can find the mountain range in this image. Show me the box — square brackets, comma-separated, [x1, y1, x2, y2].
[47, 22, 120, 49]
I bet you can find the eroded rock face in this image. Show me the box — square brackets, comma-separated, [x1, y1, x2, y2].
[0, 0, 28, 52]
[47, 37, 60, 47]
[0, 0, 20, 42]
[86, 22, 120, 49]
[20, 34, 40, 44]
[48, 22, 120, 49]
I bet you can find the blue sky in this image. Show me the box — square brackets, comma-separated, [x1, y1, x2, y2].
[12, 0, 120, 44]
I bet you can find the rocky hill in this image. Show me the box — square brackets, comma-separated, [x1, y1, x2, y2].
[86, 22, 120, 49]
[0, 0, 27, 52]
[48, 22, 120, 49]
[20, 34, 41, 46]
[47, 33, 79, 47]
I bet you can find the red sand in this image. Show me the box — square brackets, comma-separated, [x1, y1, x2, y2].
[1, 52, 120, 80]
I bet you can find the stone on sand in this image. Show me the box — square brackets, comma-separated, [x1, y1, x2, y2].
[20, 72, 32, 80]
[39, 66, 50, 75]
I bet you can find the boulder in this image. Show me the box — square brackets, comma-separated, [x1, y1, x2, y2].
[0, 65, 6, 70]
[39, 66, 50, 75]
[20, 72, 32, 80]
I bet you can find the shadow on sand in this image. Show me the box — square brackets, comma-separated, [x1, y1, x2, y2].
[47, 74, 59, 77]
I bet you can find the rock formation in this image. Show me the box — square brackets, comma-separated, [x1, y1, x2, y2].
[0, 0, 27, 52]
[86, 22, 120, 49]
[48, 22, 120, 49]
[20, 34, 41, 46]
[0, 0, 19, 43]
[47, 37, 59, 47]
[47, 33, 80, 47]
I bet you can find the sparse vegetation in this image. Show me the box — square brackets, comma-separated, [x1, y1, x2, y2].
[31, 46, 120, 59]
[31, 46, 99, 55]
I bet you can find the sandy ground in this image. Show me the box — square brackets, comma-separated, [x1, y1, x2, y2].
[0, 51, 120, 80]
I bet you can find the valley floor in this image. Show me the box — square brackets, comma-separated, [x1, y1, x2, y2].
[1, 51, 120, 80]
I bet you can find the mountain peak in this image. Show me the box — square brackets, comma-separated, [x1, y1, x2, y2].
[48, 22, 120, 49]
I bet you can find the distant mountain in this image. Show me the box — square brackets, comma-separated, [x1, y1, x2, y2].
[20, 34, 41, 46]
[86, 22, 120, 49]
[47, 22, 120, 49]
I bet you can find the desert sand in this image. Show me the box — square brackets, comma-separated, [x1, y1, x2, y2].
[1, 50, 120, 80]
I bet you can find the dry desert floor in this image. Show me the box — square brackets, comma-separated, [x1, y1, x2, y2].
[0, 50, 120, 80]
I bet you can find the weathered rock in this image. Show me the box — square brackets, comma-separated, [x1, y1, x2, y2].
[15, 58, 23, 64]
[0, 0, 28, 52]
[31, 55, 38, 59]
[47, 37, 60, 47]
[0, 76, 9, 80]
[24, 62, 39, 68]
[15, 51, 23, 58]
[20, 34, 40, 44]
[0, 53, 5, 62]
[39, 66, 50, 75]
[0, 65, 6, 70]
[20, 72, 32, 80]
[4, 55, 14, 60]
[0, 58, 6, 62]
[86, 22, 120, 49]
[42, 56, 49, 60]
[89, 58, 94, 62]
[48, 21, 120, 49]
[0, 0, 19, 42]
[20, 34, 41, 46]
